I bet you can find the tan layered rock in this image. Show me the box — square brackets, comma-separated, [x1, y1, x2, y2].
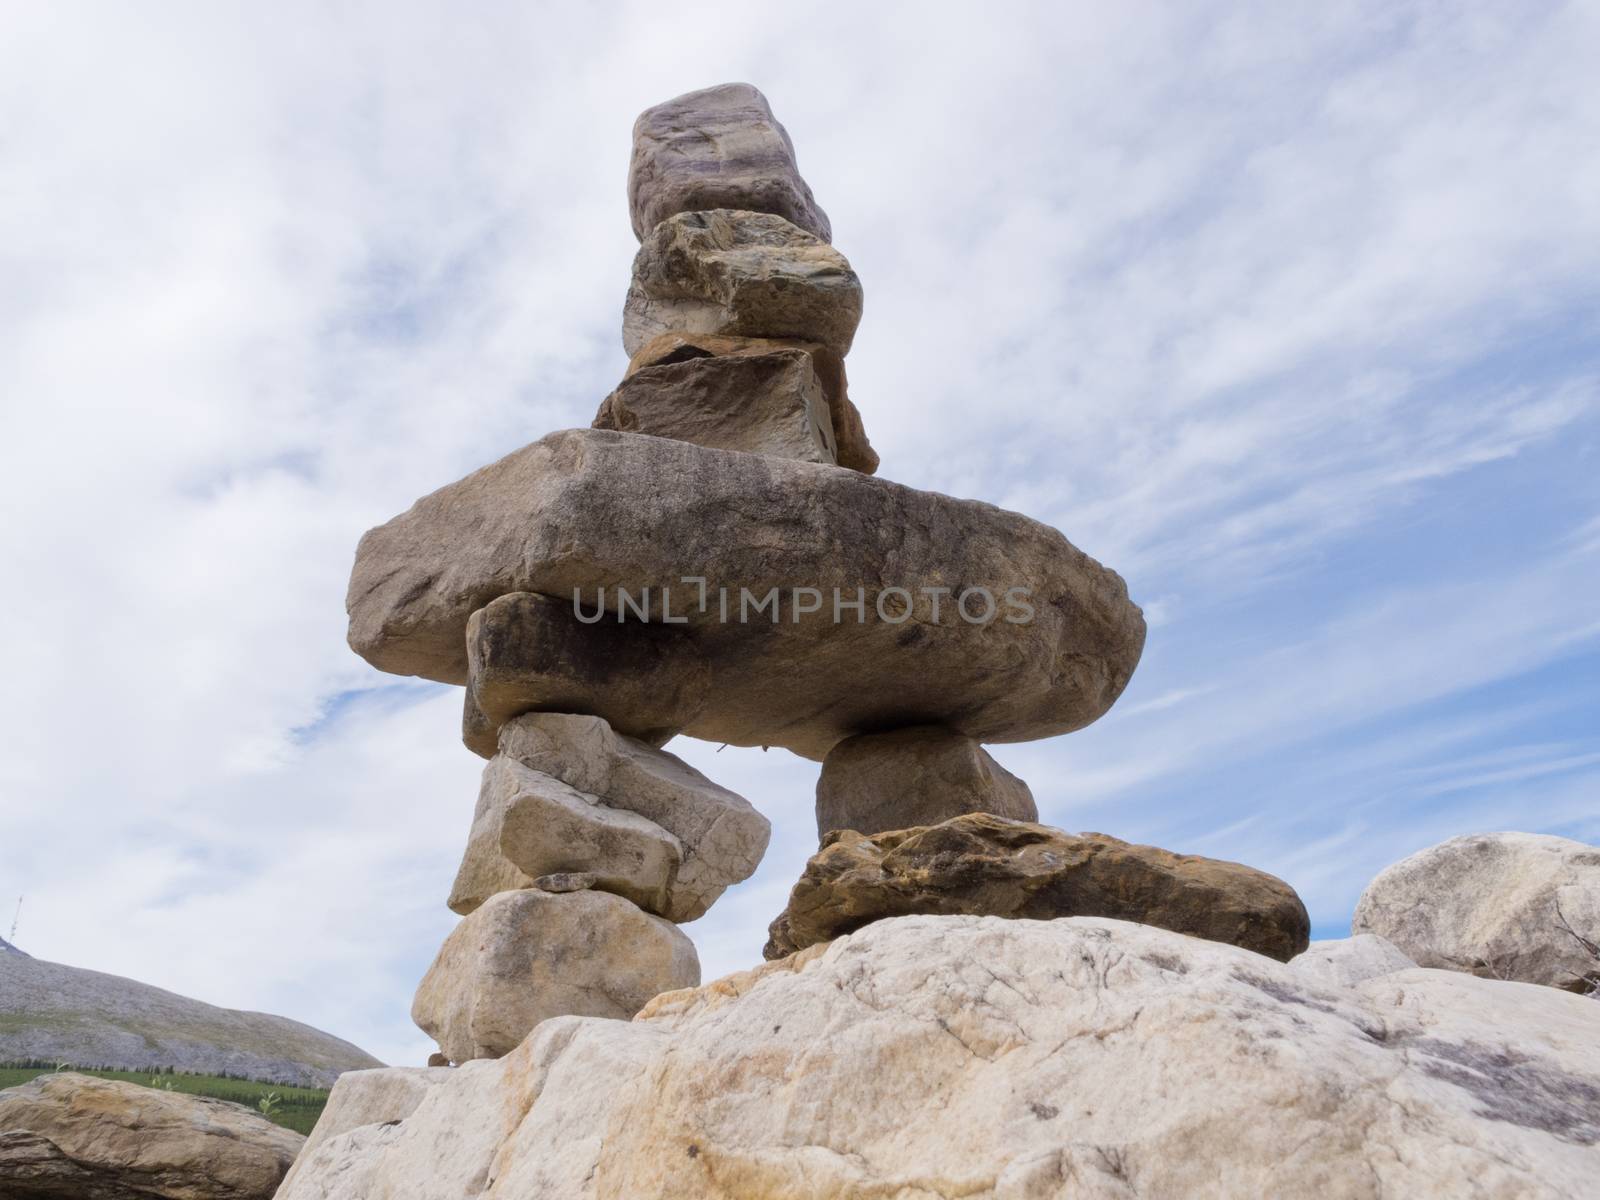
[498, 713, 769, 923]
[412, 888, 699, 1064]
[815, 725, 1037, 839]
[764, 813, 1310, 961]
[463, 590, 707, 757]
[1353, 831, 1600, 992]
[346, 428, 1146, 761]
[277, 1066, 452, 1196]
[0, 1072, 302, 1200]
[276, 916, 1600, 1200]
[447, 756, 682, 917]
[628, 82, 831, 243]
[626, 332, 878, 474]
[595, 349, 837, 465]
[622, 210, 862, 358]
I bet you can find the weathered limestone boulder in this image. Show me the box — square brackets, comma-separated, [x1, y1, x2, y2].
[764, 813, 1310, 961]
[499, 713, 769, 923]
[412, 887, 698, 1063]
[1353, 831, 1600, 993]
[447, 755, 681, 918]
[627, 332, 878, 473]
[622, 210, 862, 358]
[595, 349, 837, 465]
[628, 82, 831, 243]
[464, 591, 705, 756]
[277, 1067, 452, 1196]
[815, 725, 1037, 839]
[275, 915, 1600, 1200]
[1288, 934, 1418, 990]
[346, 428, 1146, 761]
[0, 1072, 302, 1200]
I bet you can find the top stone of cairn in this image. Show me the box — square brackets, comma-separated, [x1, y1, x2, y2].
[628, 82, 832, 243]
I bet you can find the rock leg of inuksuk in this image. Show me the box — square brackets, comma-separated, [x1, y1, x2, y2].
[345, 81, 1165, 1064]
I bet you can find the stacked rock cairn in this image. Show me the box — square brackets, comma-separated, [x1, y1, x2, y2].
[345, 84, 1309, 1066]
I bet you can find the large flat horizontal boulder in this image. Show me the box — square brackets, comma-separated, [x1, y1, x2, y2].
[764, 813, 1311, 962]
[448, 755, 683, 917]
[1354, 831, 1600, 993]
[622, 210, 862, 358]
[346, 429, 1145, 760]
[627, 332, 878, 473]
[0, 1072, 302, 1199]
[815, 725, 1037, 839]
[275, 915, 1600, 1199]
[412, 888, 698, 1064]
[628, 82, 831, 243]
[595, 349, 837, 465]
[499, 713, 769, 923]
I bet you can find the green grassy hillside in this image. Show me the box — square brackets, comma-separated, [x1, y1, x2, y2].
[0, 1062, 328, 1135]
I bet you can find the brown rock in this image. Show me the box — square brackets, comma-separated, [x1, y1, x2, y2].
[412, 889, 699, 1063]
[346, 429, 1146, 761]
[764, 813, 1311, 962]
[815, 726, 1037, 840]
[595, 350, 837, 465]
[622, 210, 862, 358]
[0, 1072, 302, 1200]
[628, 82, 831, 243]
[426, 1052, 449, 1067]
[626, 332, 878, 473]
[463, 591, 706, 757]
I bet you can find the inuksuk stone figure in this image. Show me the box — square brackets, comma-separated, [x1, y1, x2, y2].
[346, 83, 1182, 1065]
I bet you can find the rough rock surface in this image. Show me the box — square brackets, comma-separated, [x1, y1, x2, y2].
[447, 755, 682, 917]
[764, 813, 1310, 961]
[499, 713, 769, 923]
[1354, 831, 1600, 993]
[815, 725, 1037, 839]
[276, 915, 1600, 1199]
[0, 1072, 302, 1200]
[346, 428, 1146, 760]
[0, 951, 381, 1087]
[622, 210, 862, 358]
[628, 82, 831, 243]
[626, 331, 878, 474]
[411, 888, 698, 1063]
[1289, 934, 1418, 991]
[464, 590, 706, 757]
[277, 1067, 452, 1196]
[595, 349, 837, 464]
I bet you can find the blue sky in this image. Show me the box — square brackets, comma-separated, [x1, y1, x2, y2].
[2, 2, 1597, 1067]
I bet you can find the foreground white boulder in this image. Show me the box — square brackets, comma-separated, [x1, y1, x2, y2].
[1354, 831, 1600, 992]
[281, 915, 1600, 1199]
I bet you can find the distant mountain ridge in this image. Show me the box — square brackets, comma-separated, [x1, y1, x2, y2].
[0, 945, 382, 1087]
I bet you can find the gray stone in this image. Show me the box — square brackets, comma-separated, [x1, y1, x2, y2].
[595, 349, 837, 465]
[277, 1067, 452, 1195]
[628, 82, 831, 243]
[815, 725, 1037, 839]
[499, 713, 769, 923]
[345, 428, 1146, 761]
[463, 590, 706, 757]
[0, 1072, 302, 1199]
[1354, 831, 1600, 993]
[626, 332, 878, 474]
[411, 889, 699, 1063]
[622, 210, 862, 358]
[533, 871, 596, 894]
[447, 755, 682, 918]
